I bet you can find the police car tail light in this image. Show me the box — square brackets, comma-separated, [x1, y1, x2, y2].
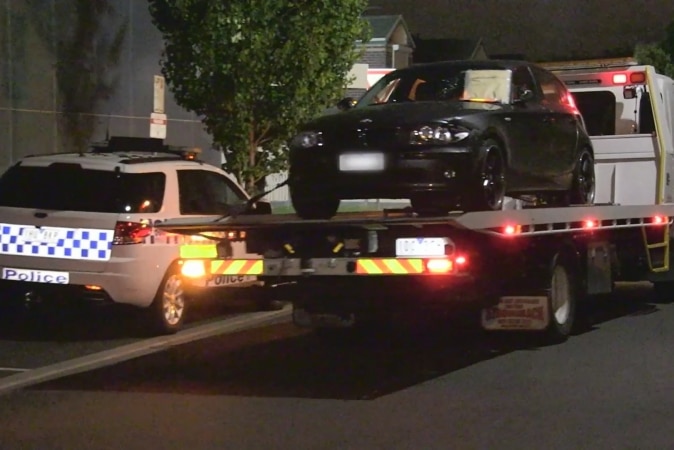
[113, 221, 152, 245]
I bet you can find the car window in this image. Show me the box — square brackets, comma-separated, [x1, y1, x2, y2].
[511, 66, 537, 102]
[0, 164, 165, 213]
[534, 68, 568, 106]
[356, 64, 514, 107]
[177, 170, 246, 215]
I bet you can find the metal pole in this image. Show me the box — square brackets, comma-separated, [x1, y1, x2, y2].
[6, 0, 13, 166]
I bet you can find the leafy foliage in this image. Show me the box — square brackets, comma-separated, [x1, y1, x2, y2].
[26, 0, 127, 152]
[148, 0, 371, 193]
[634, 20, 674, 79]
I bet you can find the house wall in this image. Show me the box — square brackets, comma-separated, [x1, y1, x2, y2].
[0, 0, 221, 175]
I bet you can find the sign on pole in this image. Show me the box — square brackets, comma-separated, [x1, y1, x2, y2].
[150, 112, 167, 139]
[153, 75, 165, 114]
[151, 75, 167, 139]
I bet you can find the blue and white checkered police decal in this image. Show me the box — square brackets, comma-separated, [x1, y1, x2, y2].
[0, 223, 114, 261]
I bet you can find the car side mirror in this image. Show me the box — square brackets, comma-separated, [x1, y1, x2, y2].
[247, 200, 272, 215]
[337, 97, 357, 111]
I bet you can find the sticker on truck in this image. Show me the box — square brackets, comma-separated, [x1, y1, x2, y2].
[480, 296, 549, 331]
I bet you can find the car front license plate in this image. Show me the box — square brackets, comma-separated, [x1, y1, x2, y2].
[1, 267, 70, 284]
[339, 153, 385, 172]
[395, 237, 448, 257]
[20, 227, 63, 244]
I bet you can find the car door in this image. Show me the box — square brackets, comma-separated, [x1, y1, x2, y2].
[501, 65, 551, 190]
[533, 67, 579, 185]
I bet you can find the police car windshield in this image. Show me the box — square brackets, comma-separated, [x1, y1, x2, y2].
[0, 164, 165, 213]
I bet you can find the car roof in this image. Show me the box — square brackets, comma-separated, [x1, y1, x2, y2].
[403, 59, 542, 73]
[18, 151, 206, 169]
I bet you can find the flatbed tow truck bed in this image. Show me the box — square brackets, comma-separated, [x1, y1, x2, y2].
[158, 203, 674, 342]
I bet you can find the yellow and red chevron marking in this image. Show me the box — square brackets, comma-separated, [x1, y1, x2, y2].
[210, 259, 263, 276]
[356, 258, 423, 275]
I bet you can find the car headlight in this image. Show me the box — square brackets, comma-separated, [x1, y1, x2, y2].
[409, 125, 470, 145]
[291, 131, 323, 148]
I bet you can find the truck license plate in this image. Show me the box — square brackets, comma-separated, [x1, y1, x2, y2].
[395, 237, 448, 257]
[481, 296, 549, 331]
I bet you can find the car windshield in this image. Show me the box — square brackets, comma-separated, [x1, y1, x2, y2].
[356, 66, 513, 108]
[0, 164, 166, 213]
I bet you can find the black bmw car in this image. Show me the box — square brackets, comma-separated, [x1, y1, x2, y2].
[288, 60, 596, 219]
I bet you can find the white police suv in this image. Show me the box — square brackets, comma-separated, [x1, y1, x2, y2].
[0, 136, 272, 334]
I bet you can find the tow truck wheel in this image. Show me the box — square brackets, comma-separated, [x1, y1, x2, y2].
[146, 267, 188, 335]
[546, 253, 577, 342]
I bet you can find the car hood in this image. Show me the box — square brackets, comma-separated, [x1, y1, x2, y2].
[305, 101, 503, 131]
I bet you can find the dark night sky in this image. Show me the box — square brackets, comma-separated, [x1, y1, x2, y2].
[367, 0, 674, 61]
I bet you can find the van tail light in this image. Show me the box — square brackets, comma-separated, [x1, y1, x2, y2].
[113, 221, 152, 245]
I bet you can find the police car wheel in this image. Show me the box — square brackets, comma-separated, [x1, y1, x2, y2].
[147, 269, 187, 335]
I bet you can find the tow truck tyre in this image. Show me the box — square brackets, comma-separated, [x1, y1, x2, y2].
[146, 266, 188, 335]
[466, 139, 506, 211]
[546, 252, 578, 342]
[290, 185, 340, 220]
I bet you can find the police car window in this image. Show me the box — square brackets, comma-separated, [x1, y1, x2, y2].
[178, 170, 246, 215]
[0, 165, 165, 213]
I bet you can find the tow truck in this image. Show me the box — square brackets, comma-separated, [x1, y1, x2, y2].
[157, 61, 674, 342]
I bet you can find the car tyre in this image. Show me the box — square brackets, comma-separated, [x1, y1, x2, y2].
[568, 149, 595, 205]
[465, 139, 506, 211]
[290, 185, 340, 219]
[145, 266, 188, 335]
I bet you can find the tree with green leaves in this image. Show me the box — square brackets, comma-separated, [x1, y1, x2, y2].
[634, 19, 674, 79]
[26, 0, 127, 152]
[148, 0, 371, 194]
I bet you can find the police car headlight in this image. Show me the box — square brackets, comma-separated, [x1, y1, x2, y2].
[181, 260, 206, 278]
[291, 131, 323, 149]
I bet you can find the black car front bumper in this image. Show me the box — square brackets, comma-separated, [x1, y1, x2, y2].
[290, 147, 476, 199]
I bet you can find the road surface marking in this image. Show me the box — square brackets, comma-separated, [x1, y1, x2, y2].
[0, 306, 291, 396]
[0, 368, 29, 373]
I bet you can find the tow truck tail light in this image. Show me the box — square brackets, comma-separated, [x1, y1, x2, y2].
[504, 224, 521, 236]
[425, 258, 453, 273]
[455, 255, 467, 266]
[583, 219, 598, 229]
[652, 215, 666, 225]
[630, 72, 646, 83]
[113, 221, 152, 245]
[181, 259, 206, 278]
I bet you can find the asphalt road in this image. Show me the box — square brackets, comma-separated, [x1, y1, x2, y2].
[2, 282, 674, 449]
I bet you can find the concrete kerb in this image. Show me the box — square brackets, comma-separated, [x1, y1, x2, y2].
[0, 305, 292, 397]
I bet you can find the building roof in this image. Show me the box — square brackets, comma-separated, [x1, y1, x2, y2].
[413, 36, 485, 63]
[363, 14, 415, 47]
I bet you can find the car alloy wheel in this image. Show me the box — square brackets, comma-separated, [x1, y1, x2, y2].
[161, 274, 185, 328]
[572, 150, 595, 205]
[146, 269, 187, 335]
[469, 140, 506, 211]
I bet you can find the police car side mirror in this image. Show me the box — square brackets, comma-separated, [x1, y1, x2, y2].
[248, 200, 272, 215]
[514, 88, 535, 104]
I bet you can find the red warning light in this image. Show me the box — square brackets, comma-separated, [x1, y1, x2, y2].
[455, 255, 467, 266]
[504, 225, 521, 235]
[583, 219, 598, 229]
[630, 72, 646, 83]
[653, 215, 666, 225]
